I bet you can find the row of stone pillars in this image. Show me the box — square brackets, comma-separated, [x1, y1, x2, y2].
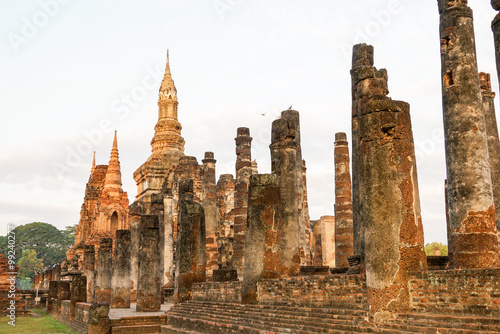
[338, 0, 500, 320]
[76, 221, 166, 312]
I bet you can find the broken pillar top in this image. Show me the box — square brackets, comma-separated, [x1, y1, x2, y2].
[335, 132, 348, 143]
[99, 238, 113, 250]
[271, 118, 296, 145]
[202, 151, 216, 164]
[218, 174, 234, 182]
[281, 109, 300, 120]
[493, 0, 500, 11]
[438, 0, 470, 14]
[352, 44, 374, 69]
[479, 72, 492, 91]
[237, 127, 250, 137]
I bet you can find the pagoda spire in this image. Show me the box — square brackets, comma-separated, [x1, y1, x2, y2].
[159, 49, 177, 102]
[150, 50, 185, 156]
[103, 131, 122, 193]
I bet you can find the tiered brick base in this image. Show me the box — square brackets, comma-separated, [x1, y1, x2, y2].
[162, 269, 500, 333]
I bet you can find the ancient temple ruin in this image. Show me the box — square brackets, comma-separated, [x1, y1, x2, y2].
[30, 2, 500, 332]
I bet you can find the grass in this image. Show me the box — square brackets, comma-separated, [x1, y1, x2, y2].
[0, 308, 79, 334]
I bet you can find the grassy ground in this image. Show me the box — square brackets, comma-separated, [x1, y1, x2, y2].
[0, 308, 79, 334]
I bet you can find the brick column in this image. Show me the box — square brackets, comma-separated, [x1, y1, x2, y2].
[202, 151, 218, 280]
[174, 180, 206, 303]
[137, 215, 161, 312]
[129, 202, 142, 303]
[334, 132, 354, 268]
[216, 174, 235, 271]
[357, 44, 427, 322]
[480, 72, 500, 260]
[233, 127, 253, 279]
[95, 238, 112, 303]
[46, 281, 58, 313]
[111, 230, 131, 308]
[270, 115, 300, 276]
[280, 110, 310, 265]
[439, 0, 499, 268]
[56, 281, 70, 315]
[53, 264, 61, 281]
[69, 275, 86, 321]
[163, 189, 175, 288]
[350, 43, 374, 263]
[242, 174, 281, 304]
[82, 245, 95, 303]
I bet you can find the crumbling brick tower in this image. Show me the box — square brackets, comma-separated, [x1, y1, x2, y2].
[438, 0, 499, 268]
[353, 43, 427, 321]
[66, 132, 129, 262]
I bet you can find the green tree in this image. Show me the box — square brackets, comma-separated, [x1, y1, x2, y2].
[424, 242, 448, 256]
[0, 222, 76, 268]
[18, 249, 44, 281]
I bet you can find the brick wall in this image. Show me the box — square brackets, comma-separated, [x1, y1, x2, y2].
[54, 300, 90, 334]
[258, 274, 367, 308]
[410, 268, 500, 316]
[18, 289, 48, 309]
[192, 281, 242, 303]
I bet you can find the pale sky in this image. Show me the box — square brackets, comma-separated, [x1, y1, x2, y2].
[1, 0, 498, 244]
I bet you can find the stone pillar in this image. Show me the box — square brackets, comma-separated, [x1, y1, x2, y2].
[492, 0, 500, 91]
[270, 114, 301, 276]
[439, 0, 499, 268]
[137, 215, 161, 312]
[95, 238, 112, 303]
[334, 132, 354, 268]
[53, 264, 61, 281]
[70, 275, 86, 321]
[216, 174, 235, 270]
[163, 189, 175, 288]
[302, 160, 312, 265]
[350, 43, 374, 263]
[280, 110, 310, 265]
[480, 72, 500, 259]
[129, 202, 142, 303]
[56, 281, 70, 315]
[242, 174, 281, 304]
[88, 302, 111, 334]
[82, 245, 95, 303]
[233, 127, 253, 279]
[318, 216, 335, 268]
[174, 180, 206, 304]
[46, 281, 58, 313]
[357, 44, 427, 322]
[151, 193, 165, 290]
[310, 220, 323, 266]
[445, 179, 454, 268]
[202, 151, 218, 280]
[111, 230, 131, 308]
